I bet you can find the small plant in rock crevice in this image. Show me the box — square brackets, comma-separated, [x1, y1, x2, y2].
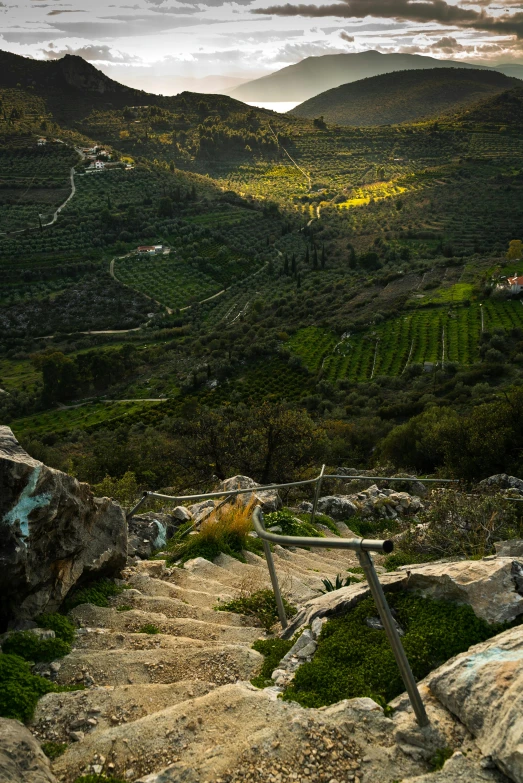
[429, 747, 454, 771]
[1, 632, 71, 663]
[216, 589, 297, 632]
[42, 741, 68, 760]
[264, 509, 324, 538]
[250, 637, 296, 688]
[319, 574, 358, 593]
[64, 579, 128, 610]
[139, 623, 160, 634]
[36, 613, 76, 644]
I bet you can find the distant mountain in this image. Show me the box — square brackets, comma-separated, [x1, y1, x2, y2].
[227, 51, 499, 103]
[494, 64, 523, 82]
[290, 68, 519, 127]
[0, 50, 257, 125]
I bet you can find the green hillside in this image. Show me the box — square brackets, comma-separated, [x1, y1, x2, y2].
[228, 50, 496, 103]
[291, 69, 519, 127]
[1, 50, 523, 487]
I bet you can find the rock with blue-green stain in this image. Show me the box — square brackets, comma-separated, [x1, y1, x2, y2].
[0, 426, 127, 627]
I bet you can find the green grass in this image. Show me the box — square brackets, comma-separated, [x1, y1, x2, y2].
[282, 592, 506, 708]
[65, 579, 127, 610]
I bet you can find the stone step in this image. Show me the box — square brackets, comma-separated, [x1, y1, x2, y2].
[70, 605, 262, 644]
[31, 680, 217, 743]
[125, 572, 236, 609]
[110, 591, 258, 627]
[54, 645, 263, 689]
[72, 631, 236, 653]
[213, 553, 320, 602]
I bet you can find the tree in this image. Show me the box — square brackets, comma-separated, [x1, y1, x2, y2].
[321, 245, 326, 269]
[507, 239, 523, 261]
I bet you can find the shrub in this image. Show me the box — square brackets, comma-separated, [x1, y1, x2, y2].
[65, 579, 126, 610]
[36, 613, 76, 644]
[167, 500, 261, 564]
[0, 654, 67, 723]
[394, 490, 521, 561]
[2, 633, 71, 663]
[74, 777, 126, 783]
[283, 592, 505, 708]
[42, 741, 67, 760]
[264, 509, 324, 538]
[217, 589, 297, 632]
[319, 575, 357, 593]
[250, 637, 295, 688]
[139, 624, 160, 634]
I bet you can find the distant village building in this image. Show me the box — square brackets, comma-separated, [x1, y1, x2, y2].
[137, 245, 163, 255]
[37, 138, 47, 146]
[87, 161, 105, 171]
[508, 274, 523, 294]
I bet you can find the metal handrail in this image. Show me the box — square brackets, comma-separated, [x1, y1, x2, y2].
[126, 466, 458, 522]
[251, 506, 429, 728]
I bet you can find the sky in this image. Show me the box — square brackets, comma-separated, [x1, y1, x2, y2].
[1, 0, 522, 94]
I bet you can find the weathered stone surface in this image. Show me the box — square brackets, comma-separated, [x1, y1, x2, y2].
[171, 506, 192, 523]
[0, 718, 57, 783]
[427, 625, 523, 783]
[495, 539, 523, 557]
[0, 426, 127, 625]
[128, 512, 180, 559]
[218, 475, 282, 513]
[479, 474, 523, 494]
[187, 500, 215, 524]
[401, 752, 509, 782]
[283, 557, 523, 637]
[317, 495, 359, 519]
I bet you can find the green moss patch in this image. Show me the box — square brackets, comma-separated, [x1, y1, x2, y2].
[2, 632, 71, 663]
[250, 637, 296, 688]
[217, 589, 297, 632]
[65, 579, 127, 610]
[42, 741, 68, 760]
[0, 654, 81, 723]
[36, 613, 76, 644]
[139, 624, 160, 634]
[283, 592, 505, 708]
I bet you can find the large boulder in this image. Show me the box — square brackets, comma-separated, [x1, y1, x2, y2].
[0, 718, 57, 783]
[427, 624, 523, 782]
[317, 495, 359, 520]
[0, 427, 127, 626]
[282, 557, 523, 637]
[479, 474, 523, 494]
[218, 475, 282, 513]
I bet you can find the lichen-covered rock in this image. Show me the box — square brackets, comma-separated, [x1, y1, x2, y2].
[0, 718, 57, 783]
[218, 475, 282, 513]
[427, 624, 523, 783]
[495, 539, 523, 558]
[317, 486, 423, 522]
[479, 474, 523, 494]
[317, 495, 359, 519]
[0, 426, 127, 626]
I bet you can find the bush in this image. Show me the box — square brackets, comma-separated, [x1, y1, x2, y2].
[0, 654, 65, 722]
[74, 777, 126, 783]
[250, 637, 295, 688]
[395, 489, 521, 561]
[217, 589, 297, 632]
[65, 579, 126, 610]
[36, 613, 76, 644]
[139, 624, 160, 634]
[42, 741, 67, 760]
[283, 592, 505, 708]
[264, 509, 324, 538]
[167, 500, 262, 564]
[2, 632, 71, 663]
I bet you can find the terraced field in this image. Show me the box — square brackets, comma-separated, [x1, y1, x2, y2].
[287, 299, 523, 383]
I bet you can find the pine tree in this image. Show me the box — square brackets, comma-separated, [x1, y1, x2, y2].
[313, 247, 318, 269]
[321, 244, 326, 269]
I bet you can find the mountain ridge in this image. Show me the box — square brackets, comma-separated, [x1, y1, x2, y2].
[228, 50, 518, 103]
[290, 67, 520, 127]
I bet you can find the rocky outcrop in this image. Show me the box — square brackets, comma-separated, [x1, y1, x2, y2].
[283, 556, 523, 636]
[318, 484, 423, 521]
[128, 513, 181, 559]
[0, 718, 57, 783]
[479, 474, 523, 494]
[218, 475, 282, 513]
[427, 624, 523, 782]
[0, 426, 127, 626]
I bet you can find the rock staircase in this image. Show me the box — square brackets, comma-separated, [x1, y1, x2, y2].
[30, 546, 506, 783]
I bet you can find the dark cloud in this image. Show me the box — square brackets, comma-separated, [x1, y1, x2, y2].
[41, 43, 140, 61]
[431, 35, 463, 51]
[253, 0, 523, 39]
[339, 30, 354, 41]
[48, 13, 206, 38]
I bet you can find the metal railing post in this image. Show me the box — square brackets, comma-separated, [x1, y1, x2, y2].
[357, 549, 429, 727]
[261, 536, 288, 630]
[310, 464, 325, 527]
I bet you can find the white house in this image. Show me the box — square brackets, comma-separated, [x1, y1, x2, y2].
[137, 245, 163, 255]
[37, 138, 47, 146]
[88, 161, 105, 171]
[508, 274, 523, 294]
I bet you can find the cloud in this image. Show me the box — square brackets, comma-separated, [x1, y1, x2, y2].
[253, 0, 523, 39]
[431, 35, 463, 51]
[340, 30, 354, 41]
[41, 43, 141, 62]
